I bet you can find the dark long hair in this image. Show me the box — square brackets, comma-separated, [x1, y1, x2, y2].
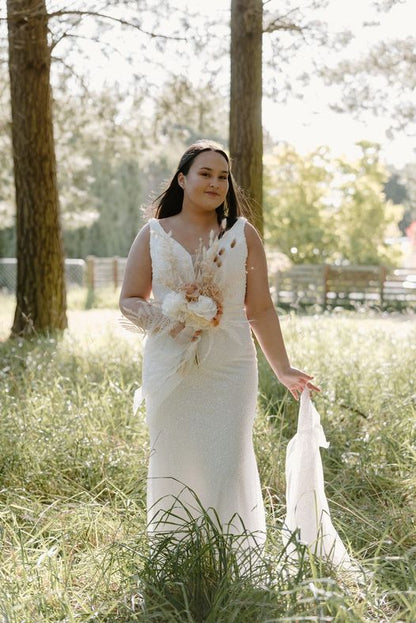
[152, 139, 251, 231]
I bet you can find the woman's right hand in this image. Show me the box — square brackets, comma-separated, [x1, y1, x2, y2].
[277, 366, 321, 401]
[170, 323, 201, 344]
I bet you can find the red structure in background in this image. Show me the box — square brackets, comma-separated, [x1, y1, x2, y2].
[406, 221, 416, 247]
[405, 222, 416, 268]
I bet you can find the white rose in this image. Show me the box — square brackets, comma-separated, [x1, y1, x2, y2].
[187, 295, 217, 321]
[162, 291, 187, 321]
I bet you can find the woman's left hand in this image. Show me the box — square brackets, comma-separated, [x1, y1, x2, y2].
[277, 367, 321, 401]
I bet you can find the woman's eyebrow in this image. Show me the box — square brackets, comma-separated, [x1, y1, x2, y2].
[199, 166, 229, 174]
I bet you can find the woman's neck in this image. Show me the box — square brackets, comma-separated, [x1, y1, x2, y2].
[176, 207, 219, 232]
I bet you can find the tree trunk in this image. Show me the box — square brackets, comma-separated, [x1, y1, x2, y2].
[7, 0, 67, 336]
[230, 0, 263, 236]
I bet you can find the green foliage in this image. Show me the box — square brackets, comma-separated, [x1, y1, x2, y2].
[264, 141, 404, 266]
[52, 88, 148, 258]
[0, 301, 415, 620]
[64, 156, 144, 257]
[333, 142, 403, 265]
[264, 144, 335, 263]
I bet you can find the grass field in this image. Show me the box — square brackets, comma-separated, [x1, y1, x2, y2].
[0, 290, 415, 621]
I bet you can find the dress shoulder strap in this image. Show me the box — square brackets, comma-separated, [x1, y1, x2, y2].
[148, 217, 158, 231]
[231, 216, 248, 241]
[230, 216, 246, 232]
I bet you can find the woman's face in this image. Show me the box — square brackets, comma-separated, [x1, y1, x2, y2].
[178, 150, 229, 213]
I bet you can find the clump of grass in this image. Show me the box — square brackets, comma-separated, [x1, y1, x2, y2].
[135, 495, 367, 623]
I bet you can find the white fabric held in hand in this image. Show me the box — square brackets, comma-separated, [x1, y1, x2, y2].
[283, 388, 353, 569]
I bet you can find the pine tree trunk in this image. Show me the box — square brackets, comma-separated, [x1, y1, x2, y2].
[230, 0, 263, 236]
[7, 0, 67, 335]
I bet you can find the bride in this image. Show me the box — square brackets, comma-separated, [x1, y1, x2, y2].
[119, 138, 320, 540]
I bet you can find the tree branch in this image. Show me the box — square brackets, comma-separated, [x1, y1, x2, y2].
[50, 55, 94, 96]
[263, 7, 303, 34]
[46, 10, 185, 41]
[52, 32, 140, 75]
[48, 14, 83, 52]
[263, 19, 302, 34]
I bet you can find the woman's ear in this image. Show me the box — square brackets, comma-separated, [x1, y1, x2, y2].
[177, 173, 185, 189]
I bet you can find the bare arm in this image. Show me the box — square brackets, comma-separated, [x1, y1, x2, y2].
[119, 224, 198, 342]
[119, 224, 155, 324]
[244, 222, 320, 400]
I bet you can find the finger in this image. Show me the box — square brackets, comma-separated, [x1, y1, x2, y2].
[295, 376, 313, 388]
[175, 326, 194, 344]
[297, 372, 313, 380]
[307, 382, 321, 392]
[289, 388, 300, 401]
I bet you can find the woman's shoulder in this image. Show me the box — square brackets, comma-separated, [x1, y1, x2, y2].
[241, 219, 264, 253]
[148, 215, 178, 232]
[241, 218, 261, 239]
[140, 221, 152, 233]
[131, 221, 151, 246]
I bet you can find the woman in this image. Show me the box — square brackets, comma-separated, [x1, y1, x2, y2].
[119, 139, 319, 543]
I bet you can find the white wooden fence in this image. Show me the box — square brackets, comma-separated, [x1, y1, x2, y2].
[85, 256, 128, 290]
[275, 264, 416, 309]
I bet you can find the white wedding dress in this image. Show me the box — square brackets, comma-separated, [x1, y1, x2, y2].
[139, 216, 266, 544]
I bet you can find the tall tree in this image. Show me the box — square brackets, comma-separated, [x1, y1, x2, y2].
[7, 0, 67, 335]
[230, 0, 263, 236]
[229, 1, 326, 236]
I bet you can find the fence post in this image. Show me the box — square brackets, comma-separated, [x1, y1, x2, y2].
[113, 256, 119, 289]
[86, 256, 95, 290]
[380, 265, 386, 309]
[322, 264, 329, 310]
[274, 270, 280, 306]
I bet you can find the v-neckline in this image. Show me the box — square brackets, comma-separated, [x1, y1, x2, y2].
[153, 217, 239, 259]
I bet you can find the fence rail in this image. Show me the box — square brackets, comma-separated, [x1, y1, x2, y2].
[85, 256, 127, 290]
[2, 257, 416, 309]
[275, 264, 416, 309]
